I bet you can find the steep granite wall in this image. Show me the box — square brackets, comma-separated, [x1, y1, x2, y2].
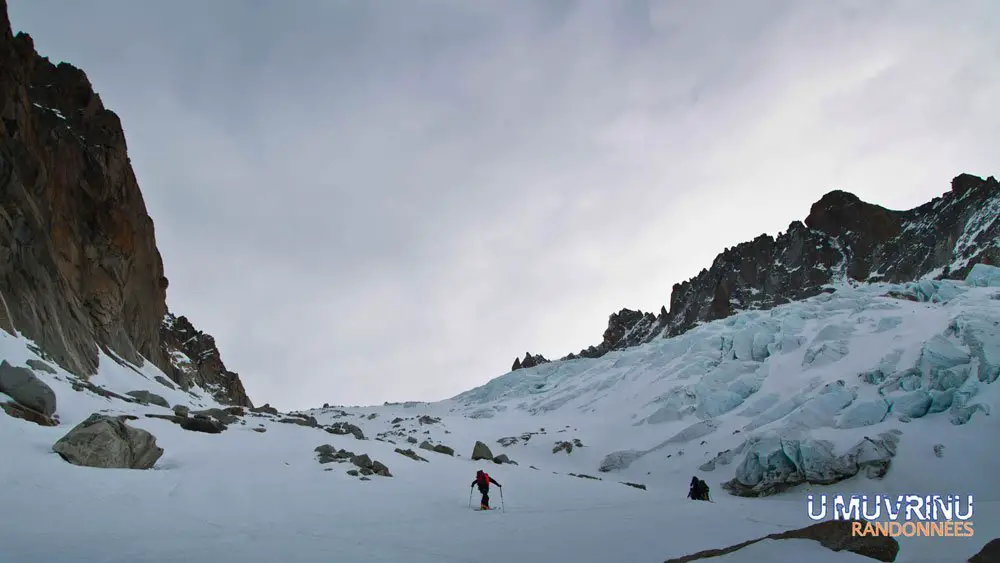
[0, 1, 251, 406]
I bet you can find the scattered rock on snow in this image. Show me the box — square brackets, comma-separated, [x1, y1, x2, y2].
[599, 449, 642, 472]
[933, 444, 945, 458]
[394, 448, 429, 462]
[253, 427, 266, 433]
[347, 469, 360, 476]
[154, 375, 176, 390]
[279, 415, 319, 428]
[53, 413, 164, 469]
[145, 413, 226, 434]
[433, 444, 455, 456]
[471, 441, 494, 460]
[497, 436, 519, 447]
[621, 482, 647, 490]
[407, 436, 418, 444]
[325, 421, 365, 440]
[173, 405, 190, 417]
[126, 390, 170, 409]
[418, 415, 441, 425]
[0, 360, 57, 416]
[553, 441, 573, 454]
[250, 404, 279, 416]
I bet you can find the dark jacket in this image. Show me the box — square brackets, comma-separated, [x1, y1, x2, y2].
[472, 474, 501, 491]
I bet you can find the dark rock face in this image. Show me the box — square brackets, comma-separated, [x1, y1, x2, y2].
[968, 538, 1000, 563]
[160, 311, 252, 407]
[0, 2, 252, 407]
[511, 352, 550, 371]
[551, 175, 1000, 365]
[663, 520, 899, 563]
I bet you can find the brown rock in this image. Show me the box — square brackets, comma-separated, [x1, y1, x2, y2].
[1, 400, 57, 426]
[0, 1, 252, 408]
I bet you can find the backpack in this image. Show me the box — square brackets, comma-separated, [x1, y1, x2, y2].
[698, 479, 709, 499]
[478, 471, 490, 487]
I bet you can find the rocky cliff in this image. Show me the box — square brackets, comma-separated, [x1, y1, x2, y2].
[540, 173, 999, 366]
[160, 311, 252, 407]
[0, 1, 251, 406]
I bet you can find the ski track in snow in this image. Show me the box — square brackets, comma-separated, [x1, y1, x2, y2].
[2, 270, 1000, 562]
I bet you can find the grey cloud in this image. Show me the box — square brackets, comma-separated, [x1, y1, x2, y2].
[9, 0, 999, 408]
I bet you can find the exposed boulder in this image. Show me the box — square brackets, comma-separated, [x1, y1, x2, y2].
[53, 414, 163, 469]
[497, 436, 519, 447]
[25, 359, 57, 374]
[394, 448, 429, 462]
[144, 413, 225, 434]
[418, 415, 440, 425]
[553, 441, 573, 454]
[0, 360, 56, 416]
[433, 444, 454, 456]
[493, 454, 512, 464]
[251, 404, 279, 416]
[172, 405, 190, 417]
[192, 408, 239, 425]
[621, 482, 647, 491]
[126, 390, 170, 409]
[1, 400, 57, 426]
[154, 375, 176, 390]
[471, 441, 494, 461]
[663, 519, 899, 563]
[325, 421, 365, 440]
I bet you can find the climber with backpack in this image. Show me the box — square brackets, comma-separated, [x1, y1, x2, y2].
[471, 469, 501, 510]
[688, 476, 710, 501]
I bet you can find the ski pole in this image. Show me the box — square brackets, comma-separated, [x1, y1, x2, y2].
[469, 487, 473, 509]
[500, 487, 504, 513]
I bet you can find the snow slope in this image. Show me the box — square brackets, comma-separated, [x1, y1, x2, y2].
[2, 266, 1000, 563]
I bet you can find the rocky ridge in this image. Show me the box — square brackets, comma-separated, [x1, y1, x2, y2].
[0, 1, 251, 406]
[519, 174, 999, 368]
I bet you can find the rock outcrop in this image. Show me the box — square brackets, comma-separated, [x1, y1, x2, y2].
[538, 175, 1000, 367]
[0, 1, 252, 407]
[52, 413, 163, 469]
[663, 520, 899, 563]
[160, 311, 252, 406]
[511, 352, 550, 371]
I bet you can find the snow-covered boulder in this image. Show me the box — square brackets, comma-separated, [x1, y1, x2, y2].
[598, 449, 642, 472]
[126, 390, 170, 409]
[52, 414, 163, 470]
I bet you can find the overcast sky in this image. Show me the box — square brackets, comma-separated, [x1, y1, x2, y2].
[9, 1, 999, 410]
